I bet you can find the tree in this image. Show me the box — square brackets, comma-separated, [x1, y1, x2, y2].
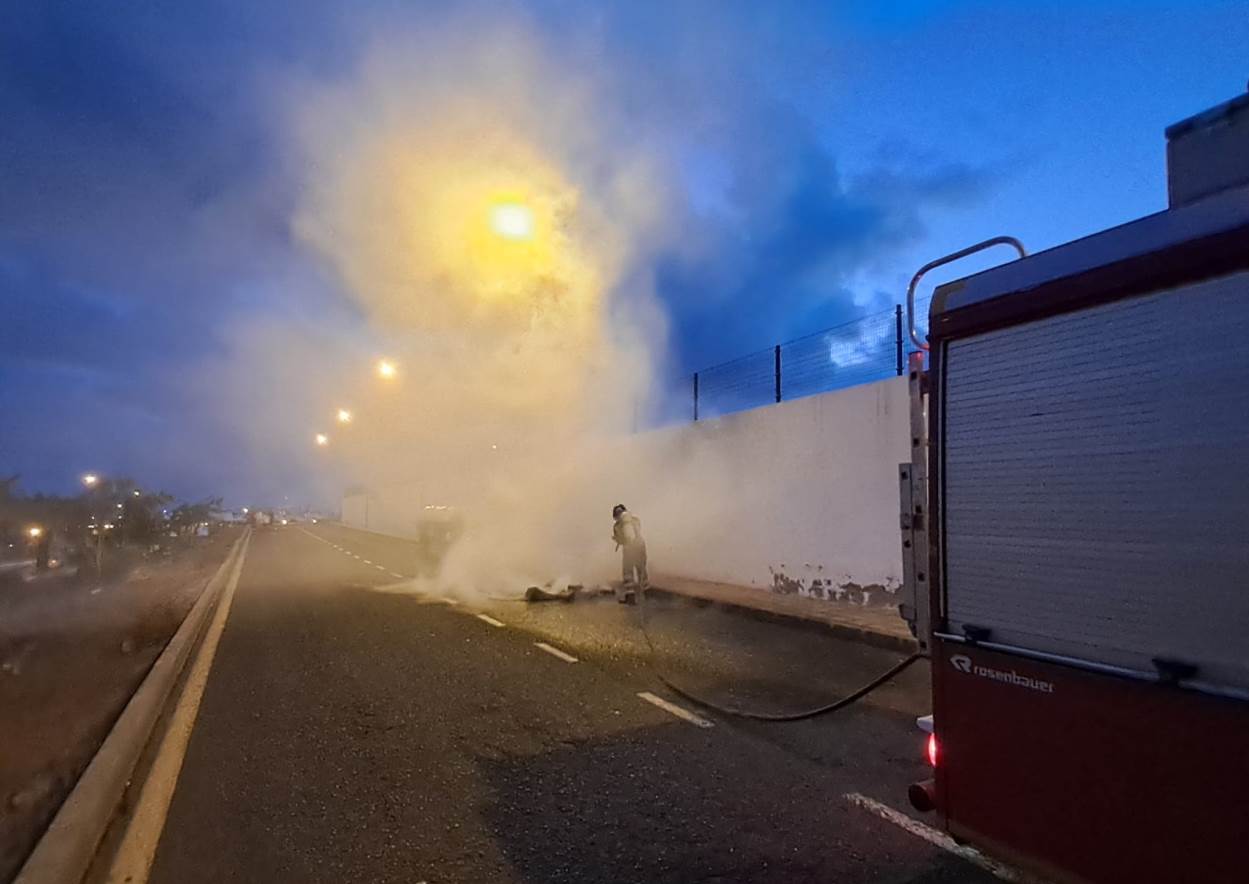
[123, 490, 174, 543]
[169, 497, 224, 533]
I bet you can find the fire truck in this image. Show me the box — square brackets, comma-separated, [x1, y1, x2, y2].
[898, 87, 1249, 883]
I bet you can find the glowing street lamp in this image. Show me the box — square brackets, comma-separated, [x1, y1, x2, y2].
[82, 473, 99, 488]
[27, 526, 43, 539]
[336, 408, 352, 424]
[376, 359, 397, 380]
[489, 202, 535, 241]
[315, 433, 330, 447]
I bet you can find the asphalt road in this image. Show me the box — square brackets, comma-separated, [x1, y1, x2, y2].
[146, 523, 998, 884]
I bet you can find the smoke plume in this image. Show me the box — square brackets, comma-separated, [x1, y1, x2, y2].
[285, 18, 685, 595]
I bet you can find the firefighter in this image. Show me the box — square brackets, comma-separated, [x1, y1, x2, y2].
[612, 504, 647, 603]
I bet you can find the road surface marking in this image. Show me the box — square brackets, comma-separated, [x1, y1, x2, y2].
[104, 533, 252, 884]
[373, 564, 386, 571]
[637, 692, 713, 728]
[843, 793, 1032, 882]
[362, 558, 373, 564]
[389, 570, 405, 579]
[442, 597, 460, 606]
[535, 642, 578, 663]
[299, 527, 332, 546]
[475, 613, 505, 627]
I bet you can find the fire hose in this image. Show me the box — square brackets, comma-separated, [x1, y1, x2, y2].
[636, 587, 925, 723]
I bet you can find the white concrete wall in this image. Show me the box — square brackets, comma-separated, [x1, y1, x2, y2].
[341, 481, 426, 537]
[630, 376, 910, 606]
[341, 492, 369, 531]
[342, 376, 910, 608]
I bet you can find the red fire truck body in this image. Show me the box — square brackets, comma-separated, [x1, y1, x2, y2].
[901, 90, 1249, 883]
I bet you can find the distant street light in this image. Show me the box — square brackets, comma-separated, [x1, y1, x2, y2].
[315, 433, 330, 447]
[336, 408, 353, 424]
[82, 473, 99, 488]
[27, 526, 43, 539]
[376, 359, 397, 380]
[133, 489, 141, 497]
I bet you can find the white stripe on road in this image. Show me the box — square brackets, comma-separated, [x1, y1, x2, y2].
[389, 571, 405, 579]
[373, 564, 386, 571]
[843, 793, 1032, 882]
[442, 597, 460, 606]
[534, 642, 578, 663]
[475, 613, 505, 628]
[362, 559, 373, 564]
[637, 692, 713, 728]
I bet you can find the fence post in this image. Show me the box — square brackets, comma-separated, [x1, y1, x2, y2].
[693, 372, 699, 421]
[774, 344, 782, 402]
[895, 304, 904, 376]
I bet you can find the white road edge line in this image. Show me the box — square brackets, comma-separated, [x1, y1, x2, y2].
[843, 793, 1032, 882]
[475, 613, 505, 627]
[442, 597, 460, 606]
[104, 533, 252, 884]
[534, 642, 578, 663]
[637, 692, 713, 728]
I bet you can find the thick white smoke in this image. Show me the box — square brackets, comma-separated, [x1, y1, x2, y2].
[282, 18, 716, 596]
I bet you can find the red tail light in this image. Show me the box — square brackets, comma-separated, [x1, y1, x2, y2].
[926, 732, 939, 767]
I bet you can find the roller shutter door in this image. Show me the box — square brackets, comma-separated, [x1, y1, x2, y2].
[942, 269, 1249, 692]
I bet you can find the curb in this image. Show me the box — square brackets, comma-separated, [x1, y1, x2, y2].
[14, 529, 251, 884]
[646, 585, 919, 654]
[326, 522, 919, 654]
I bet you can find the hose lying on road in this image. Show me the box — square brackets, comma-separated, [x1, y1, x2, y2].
[636, 588, 924, 723]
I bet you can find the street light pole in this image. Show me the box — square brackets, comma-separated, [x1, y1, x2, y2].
[82, 473, 104, 580]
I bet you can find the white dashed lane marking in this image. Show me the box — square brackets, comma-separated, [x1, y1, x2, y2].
[637, 692, 713, 728]
[389, 571, 405, 579]
[534, 642, 578, 663]
[475, 613, 505, 628]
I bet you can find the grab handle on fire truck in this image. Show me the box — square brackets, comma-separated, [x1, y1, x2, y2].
[906, 236, 1027, 350]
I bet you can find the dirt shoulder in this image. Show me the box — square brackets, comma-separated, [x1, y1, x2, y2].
[0, 528, 239, 883]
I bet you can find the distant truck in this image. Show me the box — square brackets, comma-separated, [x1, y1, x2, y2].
[898, 88, 1249, 883]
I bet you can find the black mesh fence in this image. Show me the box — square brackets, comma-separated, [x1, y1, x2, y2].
[780, 307, 900, 401]
[683, 304, 916, 422]
[694, 346, 777, 420]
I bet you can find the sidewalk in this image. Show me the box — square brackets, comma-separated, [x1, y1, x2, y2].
[649, 575, 917, 653]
